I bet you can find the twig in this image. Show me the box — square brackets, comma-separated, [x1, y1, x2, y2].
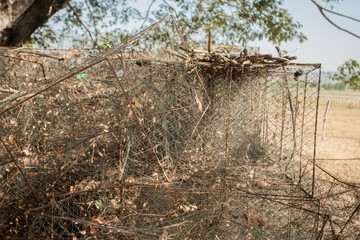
[84, 0, 100, 41]
[14, 50, 65, 61]
[162, 0, 178, 16]
[207, 29, 212, 53]
[0, 86, 19, 94]
[335, 201, 360, 239]
[163, 49, 187, 60]
[320, 2, 360, 23]
[312, 160, 360, 188]
[68, 3, 100, 48]
[1, 54, 47, 80]
[140, 0, 156, 29]
[275, 46, 283, 57]
[0, 136, 39, 197]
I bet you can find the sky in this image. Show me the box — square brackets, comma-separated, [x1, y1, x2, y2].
[249, 0, 360, 71]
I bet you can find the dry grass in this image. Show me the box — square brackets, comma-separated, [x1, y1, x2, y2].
[320, 89, 360, 97]
[316, 90, 360, 183]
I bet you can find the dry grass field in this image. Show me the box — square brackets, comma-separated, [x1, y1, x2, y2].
[316, 90, 360, 183]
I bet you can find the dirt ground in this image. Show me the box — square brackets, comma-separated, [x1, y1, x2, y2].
[315, 90, 360, 183]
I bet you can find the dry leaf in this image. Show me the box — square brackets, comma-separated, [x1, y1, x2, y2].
[131, 97, 142, 109]
[92, 216, 107, 224]
[56, 148, 62, 159]
[195, 94, 203, 112]
[159, 229, 168, 240]
[88, 226, 97, 235]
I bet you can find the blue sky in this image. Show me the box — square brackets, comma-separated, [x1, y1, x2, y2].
[249, 0, 360, 71]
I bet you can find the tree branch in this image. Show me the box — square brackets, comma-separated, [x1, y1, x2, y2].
[84, 0, 100, 41]
[68, 3, 99, 48]
[310, 0, 360, 39]
[140, 0, 156, 29]
[321, 4, 360, 23]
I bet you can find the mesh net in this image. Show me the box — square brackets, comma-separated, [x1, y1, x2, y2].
[1, 16, 359, 239]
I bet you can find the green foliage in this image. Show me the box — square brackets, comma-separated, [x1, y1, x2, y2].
[330, 59, 360, 90]
[22, 39, 36, 48]
[177, 0, 307, 44]
[32, 0, 307, 48]
[100, 39, 112, 49]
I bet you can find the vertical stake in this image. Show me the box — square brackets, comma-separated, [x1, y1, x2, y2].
[322, 100, 331, 141]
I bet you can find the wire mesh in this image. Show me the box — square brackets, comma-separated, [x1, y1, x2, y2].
[1, 17, 359, 239]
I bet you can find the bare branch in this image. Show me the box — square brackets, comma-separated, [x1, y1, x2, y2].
[310, 0, 360, 39]
[140, 0, 156, 29]
[322, 5, 360, 23]
[84, 0, 100, 41]
[68, 3, 100, 48]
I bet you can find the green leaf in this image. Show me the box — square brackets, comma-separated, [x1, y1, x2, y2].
[76, 73, 89, 80]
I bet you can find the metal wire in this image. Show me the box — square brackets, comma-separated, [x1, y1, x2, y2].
[0, 18, 359, 239]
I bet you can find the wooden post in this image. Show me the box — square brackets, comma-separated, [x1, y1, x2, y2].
[322, 100, 331, 140]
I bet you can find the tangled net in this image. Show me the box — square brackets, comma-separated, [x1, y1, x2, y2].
[0, 16, 359, 239]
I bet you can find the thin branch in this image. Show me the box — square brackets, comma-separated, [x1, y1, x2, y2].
[0, 137, 38, 196]
[67, 3, 100, 48]
[310, 0, 360, 39]
[84, 0, 100, 41]
[0, 86, 19, 94]
[313, 160, 360, 188]
[140, 0, 156, 29]
[162, 0, 179, 17]
[321, 5, 360, 23]
[336, 201, 360, 239]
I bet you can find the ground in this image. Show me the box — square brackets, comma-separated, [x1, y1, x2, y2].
[316, 89, 360, 183]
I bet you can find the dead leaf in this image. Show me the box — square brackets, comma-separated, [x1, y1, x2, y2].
[131, 97, 142, 109]
[92, 216, 107, 224]
[159, 229, 168, 240]
[195, 94, 203, 112]
[56, 148, 62, 159]
[88, 226, 97, 235]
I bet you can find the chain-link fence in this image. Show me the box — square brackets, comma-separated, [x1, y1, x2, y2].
[1, 17, 359, 239]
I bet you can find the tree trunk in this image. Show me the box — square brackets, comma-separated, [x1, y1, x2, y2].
[0, 0, 69, 46]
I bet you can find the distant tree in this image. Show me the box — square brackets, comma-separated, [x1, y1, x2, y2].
[330, 59, 360, 90]
[321, 80, 346, 90]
